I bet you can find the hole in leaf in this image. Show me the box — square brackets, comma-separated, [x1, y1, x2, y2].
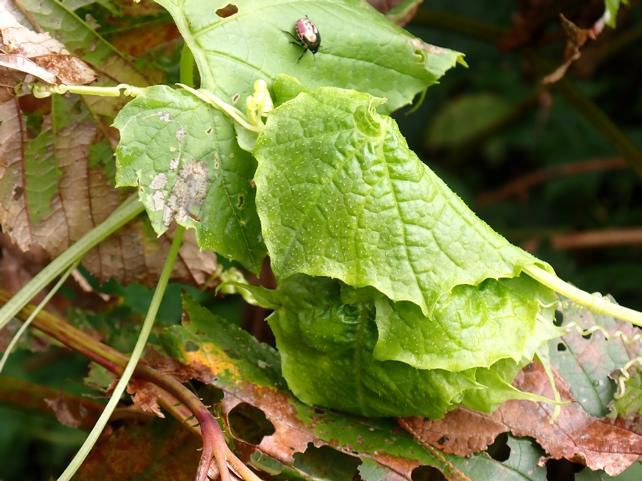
[554, 310, 564, 326]
[216, 3, 238, 17]
[237, 194, 245, 209]
[546, 458, 582, 481]
[411, 465, 446, 481]
[228, 402, 275, 445]
[487, 432, 510, 461]
[192, 381, 224, 405]
[582, 331, 592, 340]
[557, 342, 567, 351]
[294, 445, 360, 480]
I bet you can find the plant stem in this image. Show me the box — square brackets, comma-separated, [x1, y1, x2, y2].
[177, 83, 263, 133]
[57, 226, 186, 481]
[524, 264, 642, 326]
[180, 43, 196, 88]
[32, 83, 144, 99]
[0, 287, 253, 481]
[0, 261, 78, 373]
[0, 196, 144, 332]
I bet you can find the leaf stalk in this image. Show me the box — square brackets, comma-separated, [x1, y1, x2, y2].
[524, 264, 642, 327]
[56, 225, 186, 481]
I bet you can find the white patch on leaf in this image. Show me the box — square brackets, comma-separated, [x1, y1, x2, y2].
[162, 159, 208, 227]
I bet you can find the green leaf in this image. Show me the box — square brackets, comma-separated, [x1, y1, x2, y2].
[254, 77, 551, 317]
[604, 0, 629, 28]
[24, 127, 58, 224]
[357, 458, 389, 481]
[153, 0, 463, 113]
[161, 296, 283, 389]
[162, 298, 555, 480]
[266, 275, 544, 418]
[610, 367, 642, 420]
[576, 462, 642, 481]
[373, 275, 559, 371]
[114, 85, 265, 272]
[453, 436, 547, 481]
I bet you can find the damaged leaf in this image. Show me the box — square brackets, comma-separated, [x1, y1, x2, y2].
[114, 85, 266, 272]
[75, 420, 202, 481]
[0, 95, 217, 285]
[401, 362, 642, 476]
[162, 297, 548, 481]
[610, 367, 642, 432]
[551, 299, 641, 418]
[153, 0, 463, 113]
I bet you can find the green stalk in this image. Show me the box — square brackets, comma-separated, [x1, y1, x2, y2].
[0, 261, 79, 373]
[180, 43, 195, 89]
[32, 83, 144, 99]
[524, 264, 642, 326]
[0, 196, 144, 331]
[57, 226, 185, 481]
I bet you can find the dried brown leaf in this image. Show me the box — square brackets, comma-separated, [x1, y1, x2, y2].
[401, 362, 642, 476]
[76, 422, 203, 481]
[127, 380, 165, 419]
[542, 14, 602, 84]
[0, 4, 95, 85]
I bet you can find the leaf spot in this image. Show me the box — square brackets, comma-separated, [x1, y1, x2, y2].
[176, 128, 186, 141]
[162, 159, 208, 226]
[215, 3, 238, 18]
[158, 112, 171, 122]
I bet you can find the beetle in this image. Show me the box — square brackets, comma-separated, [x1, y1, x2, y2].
[286, 16, 321, 61]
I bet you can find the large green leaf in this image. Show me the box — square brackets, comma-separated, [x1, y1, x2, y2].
[153, 0, 463, 113]
[265, 275, 546, 418]
[114, 85, 265, 271]
[254, 76, 552, 317]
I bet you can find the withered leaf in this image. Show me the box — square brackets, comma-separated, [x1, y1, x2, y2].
[0, 4, 96, 85]
[401, 362, 642, 476]
[76, 420, 202, 481]
[127, 380, 165, 419]
[542, 14, 603, 84]
[551, 299, 641, 418]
